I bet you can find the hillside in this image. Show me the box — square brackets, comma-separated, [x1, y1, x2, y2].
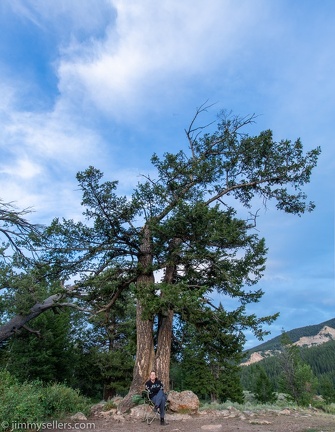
[242, 317, 335, 366]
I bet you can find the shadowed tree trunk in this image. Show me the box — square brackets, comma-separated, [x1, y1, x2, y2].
[155, 309, 174, 391]
[118, 225, 155, 412]
[118, 235, 178, 411]
[132, 303, 155, 388]
[154, 237, 180, 391]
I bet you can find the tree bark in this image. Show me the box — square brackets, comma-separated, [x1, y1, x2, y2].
[155, 309, 174, 391]
[154, 237, 180, 392]
[118, 225, 155, 412]
[133, 301, 155, 388]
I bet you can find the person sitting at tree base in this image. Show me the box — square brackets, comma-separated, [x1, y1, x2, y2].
[145, 370, 168, 425]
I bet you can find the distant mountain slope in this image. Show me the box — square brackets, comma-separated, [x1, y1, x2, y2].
[245, 317, 335, 355]
[240, 339, 335, 391]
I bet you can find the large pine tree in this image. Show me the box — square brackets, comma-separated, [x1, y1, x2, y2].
[0, 105, 321, 409]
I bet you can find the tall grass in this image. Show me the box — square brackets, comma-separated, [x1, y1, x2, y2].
[199, 391, 335, 415]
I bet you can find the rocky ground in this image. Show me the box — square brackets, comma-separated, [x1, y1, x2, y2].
[70, 404, 335, 432]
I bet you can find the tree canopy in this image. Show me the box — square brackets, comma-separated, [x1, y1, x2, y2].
[0, 105, 321, 406]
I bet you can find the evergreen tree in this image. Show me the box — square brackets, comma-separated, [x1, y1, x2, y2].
[174, 316, 244, 403]
[253, 364, 277, 404]
[319, 375, 335, 404]
[5, 310, 75, 383]
[0, 106, 321, 412]
[70, 290, 136, 399]
[279, 333, 318, 406]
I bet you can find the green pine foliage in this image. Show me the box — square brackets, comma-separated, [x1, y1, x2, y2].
[4, 310, 75, 383]
[300, 340, 335, 378]
[72, 345, 134, 399]
[318, 375, 335, 403]
[240, 355, 282, 392]
[253, 365, 277, 403]
[171, 320, 244, 403]
[69, 290, 136, 399]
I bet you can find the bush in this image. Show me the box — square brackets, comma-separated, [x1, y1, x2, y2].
[0, 370, 90, 430]
[0, 371, 45, 424]
[40, 383, 91, 418]
[102, 400, 117, 411]
[311, 400, 335, 415]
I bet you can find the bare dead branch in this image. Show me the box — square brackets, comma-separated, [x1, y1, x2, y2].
[0, 284, 86, 343]
[246, 209, 261, 230]
[22, 325, 41, 338]
[185, 100, 217, 157]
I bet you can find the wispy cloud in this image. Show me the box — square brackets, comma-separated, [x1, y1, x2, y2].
[8, 0, 114, 40]
[57, 0, 269, 120]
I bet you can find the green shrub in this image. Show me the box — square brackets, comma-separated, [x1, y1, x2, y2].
[0, 370, 90, 430]
[311, 400, 335, 415]
[0, 371, 45, 425]
[102, 400, 117, 411]
[132, 394, 145, 405]
[40, 383, 90, 418]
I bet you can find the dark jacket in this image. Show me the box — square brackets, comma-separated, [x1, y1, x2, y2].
[145, 378, 163, 399]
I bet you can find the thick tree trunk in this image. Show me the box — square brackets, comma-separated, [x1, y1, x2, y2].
[118, 225, 155, 412]
[155, 309, 174, 392]
[118, 233, 180, 411]
[118, 303, 154, 412]
[154, 238, 180, 392]
[132, 301, 155, 389]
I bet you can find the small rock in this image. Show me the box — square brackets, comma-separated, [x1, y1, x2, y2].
[201, 425, 222, 431]
[99, 410, 114, 418]
[217, 410, 230, 417]
[90, 403, 105, 415]
[129, 405, 147, 418]
[249, 419, 272, 425]
[228, 406, 239, 412]
[70, 412, 87, 421]
[112, 414, 126, 423]
[279, 409, 291, 415]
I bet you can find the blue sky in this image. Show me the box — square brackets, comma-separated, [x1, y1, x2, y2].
[0, 0, 334, 349]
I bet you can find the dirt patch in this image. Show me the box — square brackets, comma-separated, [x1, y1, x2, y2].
[84, 407, 335, 432]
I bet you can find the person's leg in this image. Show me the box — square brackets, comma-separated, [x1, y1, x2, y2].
[151, 390, 165, 412]
[158, 390, 166, 418]
[151, 394, 158, 410]
[151, 390, 168, 425]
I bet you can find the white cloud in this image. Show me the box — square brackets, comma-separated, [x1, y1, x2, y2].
[9, 0, 114, 40]
[0, 79, 109, 220]
[57, 0, 268, 119]
[1, 99, 105, 169]
[0, 156, 42, 179]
